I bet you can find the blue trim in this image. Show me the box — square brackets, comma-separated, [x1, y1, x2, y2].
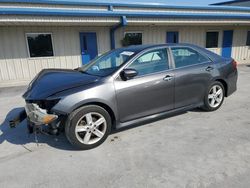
[1, 8, 250, 19]
[110, 16, 127, 49]
[2, 0, 250, 12]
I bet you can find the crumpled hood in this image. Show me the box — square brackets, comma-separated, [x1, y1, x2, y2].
[23, 69, 99, 100]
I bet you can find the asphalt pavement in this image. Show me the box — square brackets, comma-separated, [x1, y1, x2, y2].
[0, 64, 250, 188]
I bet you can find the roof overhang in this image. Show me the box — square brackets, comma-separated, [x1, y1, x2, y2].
[1, 8, 250, 19]
[1, 6, 250, 26]
[1, 0, 250, 11]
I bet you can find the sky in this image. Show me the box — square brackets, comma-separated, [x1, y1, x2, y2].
[79, 0, 226, 6]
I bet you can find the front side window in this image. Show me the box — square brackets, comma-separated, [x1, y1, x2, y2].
[80, 49, 136, 77]
[26, 33, 54, 58]
[128, 48, 169, 76]
[206, 31, 219, 48]
[122, 32, 142, 46]
[246, 31, 250, 46]
[171, 47, 210, 68]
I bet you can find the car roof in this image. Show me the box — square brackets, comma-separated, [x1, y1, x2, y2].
[119, 43, 224, 61]
[120, 43, 199, 51]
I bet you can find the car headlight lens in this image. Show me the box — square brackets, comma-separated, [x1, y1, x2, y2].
[43, 114, 58, 124]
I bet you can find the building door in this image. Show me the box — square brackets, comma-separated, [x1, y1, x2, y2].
[222, 30, 233, 58]
[166, 31, 179, 43]
[80, 32, 98, 64]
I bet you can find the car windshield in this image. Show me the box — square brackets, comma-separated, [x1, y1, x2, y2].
[79, 48, 137, 77]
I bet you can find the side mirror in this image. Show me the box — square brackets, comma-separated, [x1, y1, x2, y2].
[120, 68, 138, 81]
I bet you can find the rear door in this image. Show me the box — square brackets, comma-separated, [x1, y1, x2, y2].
[114, 47, 174, 122]
[171, 46, 214, 108]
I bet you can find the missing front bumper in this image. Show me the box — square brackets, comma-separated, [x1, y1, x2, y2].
[9, 104, 62, 135]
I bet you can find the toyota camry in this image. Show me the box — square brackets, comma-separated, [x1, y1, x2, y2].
[11, 44, 238, 150]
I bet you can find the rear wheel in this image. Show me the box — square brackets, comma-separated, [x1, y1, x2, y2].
[203, 81, 225, 111]
[65, 105, 111, 150]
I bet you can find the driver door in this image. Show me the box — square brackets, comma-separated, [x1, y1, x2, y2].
[114, 48, 174, 122]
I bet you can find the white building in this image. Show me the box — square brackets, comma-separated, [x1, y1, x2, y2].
[0, 0, 250, 87]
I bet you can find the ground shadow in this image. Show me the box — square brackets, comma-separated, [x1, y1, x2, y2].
[246, 65, 250, 68]
[112, 108, 206, 134]
[1, 107, 206, 149]
[0, 107, 76, 151]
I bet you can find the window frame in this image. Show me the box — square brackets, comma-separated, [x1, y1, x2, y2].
[123, 46, 171, 78]
[170, 46, 212, 69]
[25, 32, 55, 59]
[205, 31, 219, 48]
[123, 31, 143, 46]
[246, 31, 250, 46]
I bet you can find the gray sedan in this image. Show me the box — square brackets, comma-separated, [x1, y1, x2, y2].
[18, 44, 238, 150]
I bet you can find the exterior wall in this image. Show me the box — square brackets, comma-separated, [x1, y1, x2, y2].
[232, 27, 250, 63]
[0, 25, 250, 87]
[115, 25, 250, 61]
[0, 26, 110, 87]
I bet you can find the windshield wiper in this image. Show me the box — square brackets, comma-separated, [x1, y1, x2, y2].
[76, 68, 95, 76]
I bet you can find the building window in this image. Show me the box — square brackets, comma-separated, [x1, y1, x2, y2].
[167, 31, 179, 43]
[26, 33, 54, 58]
[122, 32, 142, 46]
[246, 31, 250, 46]
[206, 31, 219, 48]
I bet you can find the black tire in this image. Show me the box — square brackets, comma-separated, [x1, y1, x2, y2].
[202, 81, 225, 111]
[65, 105, 112, 150]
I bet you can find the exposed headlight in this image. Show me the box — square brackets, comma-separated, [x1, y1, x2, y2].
[25, 103, 58, 125]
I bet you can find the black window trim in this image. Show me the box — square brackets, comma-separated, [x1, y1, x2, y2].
[25, 32, 55, 59]
[170, 46, 212, 70]
[206, 31, 219, 48]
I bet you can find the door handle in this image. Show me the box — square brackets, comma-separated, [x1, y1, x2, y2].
[163, 75, 174, 81]
[206, 66, 214, 72]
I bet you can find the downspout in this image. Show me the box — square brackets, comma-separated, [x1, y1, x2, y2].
[110, 16, 127, 50]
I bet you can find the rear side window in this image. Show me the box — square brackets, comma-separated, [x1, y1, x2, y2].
[171, 47, 210, 68]
[128, 48, 169, 76]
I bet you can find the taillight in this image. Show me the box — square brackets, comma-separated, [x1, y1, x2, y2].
[232, 59, 237, 70]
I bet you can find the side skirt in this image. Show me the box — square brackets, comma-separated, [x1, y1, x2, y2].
[115, 103, 203, 130]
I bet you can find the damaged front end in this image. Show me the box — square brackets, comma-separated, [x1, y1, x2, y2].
[9, 99, 65, 137]
[9, 68, 99, 143]
[25, 103, 58, 126]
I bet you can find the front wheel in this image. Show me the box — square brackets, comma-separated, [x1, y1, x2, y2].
[202, 81, 225, 111]
[65, 105, 112, 150]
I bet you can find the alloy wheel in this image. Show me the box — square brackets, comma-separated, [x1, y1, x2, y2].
[208, 85, 223, 108]
[75, 112, 107, 145]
